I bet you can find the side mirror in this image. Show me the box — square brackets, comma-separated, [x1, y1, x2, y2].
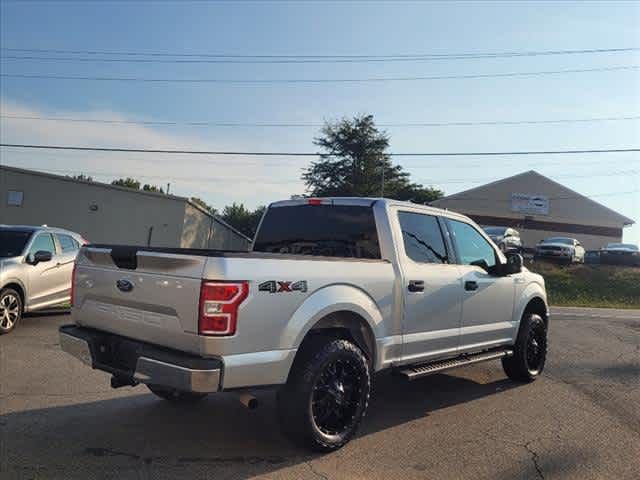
[504, 253, 523, 275]
[31, 250, 53, 265]
[470, 258, 490, 271]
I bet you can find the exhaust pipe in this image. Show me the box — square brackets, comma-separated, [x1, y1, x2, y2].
[238, 392, 258, 410]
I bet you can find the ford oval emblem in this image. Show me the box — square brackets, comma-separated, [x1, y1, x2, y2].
[116, 279, 134, 293]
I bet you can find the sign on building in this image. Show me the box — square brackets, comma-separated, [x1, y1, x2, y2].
[511, 193, 549, 215]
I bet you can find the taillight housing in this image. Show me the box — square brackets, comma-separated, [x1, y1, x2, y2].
[198, 281, 249, 336]
[70, 262, 77, 307]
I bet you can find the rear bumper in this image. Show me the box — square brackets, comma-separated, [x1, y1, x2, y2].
[59, 325, 222, 393]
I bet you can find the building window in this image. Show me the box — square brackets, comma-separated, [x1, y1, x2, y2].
[7, 190, 24, 206]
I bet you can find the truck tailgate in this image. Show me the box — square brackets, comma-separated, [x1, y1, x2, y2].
[72, 246, 206, 355]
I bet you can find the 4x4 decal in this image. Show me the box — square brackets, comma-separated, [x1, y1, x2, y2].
[258, 280, 308, 293]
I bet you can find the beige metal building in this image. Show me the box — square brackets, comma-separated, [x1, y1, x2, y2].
[432, 170, 634, 251]
[0, 165, 251, 250]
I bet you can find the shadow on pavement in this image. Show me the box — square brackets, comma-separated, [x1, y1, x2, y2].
[1, 371, 521, 479]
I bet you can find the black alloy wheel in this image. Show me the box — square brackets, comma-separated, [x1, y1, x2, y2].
[311, 356, 366, 437]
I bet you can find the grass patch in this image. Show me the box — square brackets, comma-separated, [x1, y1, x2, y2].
[528, 261, 640, 309]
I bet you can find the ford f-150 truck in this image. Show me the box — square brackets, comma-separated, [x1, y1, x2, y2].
[59, 198, 549, 451]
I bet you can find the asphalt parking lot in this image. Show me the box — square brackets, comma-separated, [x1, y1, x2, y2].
[1, 307, 638, 480]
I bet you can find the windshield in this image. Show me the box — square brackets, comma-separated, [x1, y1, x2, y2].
[253, 204, 381, 259]
[542, 237, 575, 245]
[483, 227, 506, 236]
[0, 231, 33, 257]
[606, 243, 638, 250]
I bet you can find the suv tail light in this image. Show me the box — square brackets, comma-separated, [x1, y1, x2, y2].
[199, 281, 249, 336]
[70, 263, 77, 307]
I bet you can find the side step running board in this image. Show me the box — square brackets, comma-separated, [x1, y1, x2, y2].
[397, 349, 513, 381]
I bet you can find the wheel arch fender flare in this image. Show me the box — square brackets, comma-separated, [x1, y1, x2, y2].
[1, 279, 27, 306]
[513, 284, 549, 333]
[280, 284, 385, 366]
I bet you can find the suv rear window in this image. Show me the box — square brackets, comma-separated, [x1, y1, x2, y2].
[253, 204, 381, 259]
[56, 234, 79, 252]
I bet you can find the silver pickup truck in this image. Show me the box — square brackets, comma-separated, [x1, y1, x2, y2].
[60, 198, 549, 451]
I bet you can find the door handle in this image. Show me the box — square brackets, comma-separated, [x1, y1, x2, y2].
[408, 280, 424, 292]
[464, 280, 478, 291]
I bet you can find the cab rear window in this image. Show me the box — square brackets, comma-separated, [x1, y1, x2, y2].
[253, 204, 381, 259]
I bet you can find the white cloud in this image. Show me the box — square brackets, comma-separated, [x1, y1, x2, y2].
[0, 99, 306, 209]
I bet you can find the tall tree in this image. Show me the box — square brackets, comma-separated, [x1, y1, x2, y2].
[221, 203, 265, 238]
[302, 114, 443, 203]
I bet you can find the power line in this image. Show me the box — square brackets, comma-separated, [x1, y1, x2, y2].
[2, 46, 636, 60]
[2, 114, 638, 128]
[5, 148, 632, 170]
[2, 47, 638, 64]
[10, 166, 638, 201]
[13, 166, 637, 187]
[1, 65, 637, 84]
[2, 143, 639, 157]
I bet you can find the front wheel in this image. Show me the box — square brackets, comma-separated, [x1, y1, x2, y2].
[277, 338, 371, 452]
[0, 288, 23, 335]
[147, 384, 208, 403]
[502, 313, 547, 382]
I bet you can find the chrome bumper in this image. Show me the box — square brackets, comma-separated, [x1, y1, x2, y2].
[59, 325, 221, 393]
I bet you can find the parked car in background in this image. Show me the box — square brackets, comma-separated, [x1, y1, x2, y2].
[0, 225, 87, 334]
[534, 237, 585, 264]
[600, 243, 640, 267]
[483, 226, 523, 253]
[584, 250, 601, 265]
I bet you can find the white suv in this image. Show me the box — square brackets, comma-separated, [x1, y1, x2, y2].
[0, 225, 86, 334]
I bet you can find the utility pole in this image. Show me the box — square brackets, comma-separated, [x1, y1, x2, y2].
[380, 162, 385, 197]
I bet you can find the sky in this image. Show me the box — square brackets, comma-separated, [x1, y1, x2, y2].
[1, 0, 639, 243]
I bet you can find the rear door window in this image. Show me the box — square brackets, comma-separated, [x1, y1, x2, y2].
[56, 234, 79, 253]
[253, 204, 381, 259]
[398, 211, 448, 264]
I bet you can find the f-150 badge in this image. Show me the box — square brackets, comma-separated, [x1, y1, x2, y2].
[258, 280, 307, 293]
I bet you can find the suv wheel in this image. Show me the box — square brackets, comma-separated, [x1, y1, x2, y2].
[0, 288, 22, 335]
[502, 313, 547, 382]
[277, 337, 370, 451]
[147, 384, 208, 403]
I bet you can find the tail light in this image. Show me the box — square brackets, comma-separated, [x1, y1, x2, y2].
[70, 262, 77, 307]
[199, 281, 249, 336]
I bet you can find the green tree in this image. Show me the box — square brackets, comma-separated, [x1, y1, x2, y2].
[190, 197, 218, 216]
[302, 114, 444, 203]
[221, 203, 266, 238]
[142, 183, 164, 193]
[111, 177, 141, 190]
[69, 173, 94, 182]
[111, 178, 164, 193]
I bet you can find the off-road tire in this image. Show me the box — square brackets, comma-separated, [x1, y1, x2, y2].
[277, 338, 370, 452]
[0, 288, 23, 335]
[147, 384, 208, 403]
[502, 313, 547, 382]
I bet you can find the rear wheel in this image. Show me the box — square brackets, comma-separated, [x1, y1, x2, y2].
[0, 288, 22, 335]
[147, 384, 208, 403]
[502, 313, 547, 382]
[277, 337, 370, 451]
